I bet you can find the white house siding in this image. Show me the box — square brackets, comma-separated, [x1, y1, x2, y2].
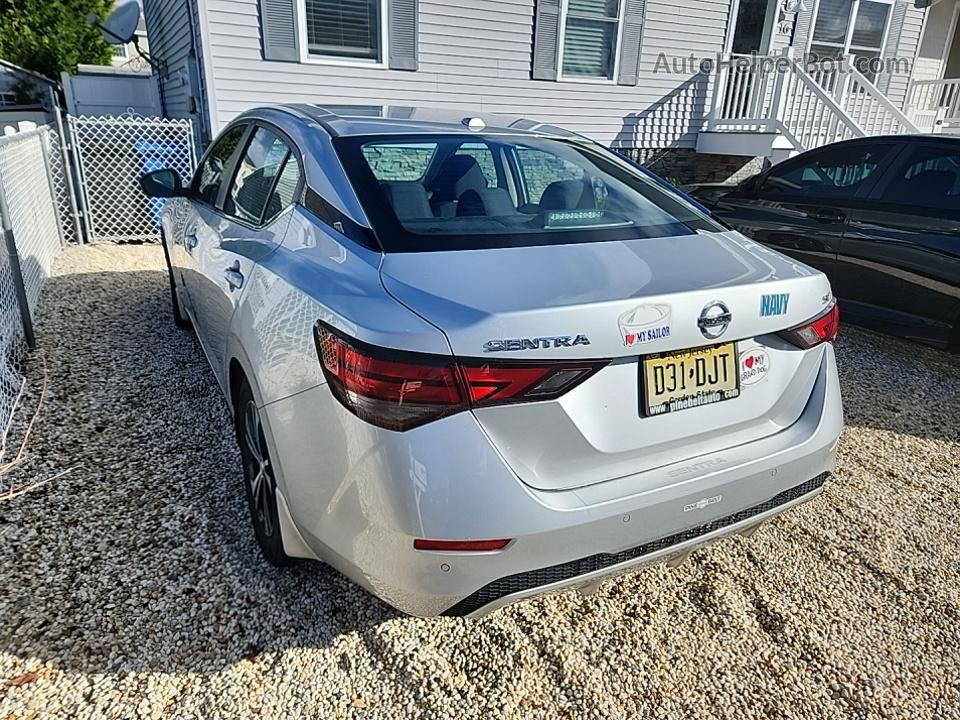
[202, 0, 736, 149]
[885, 3, 927, 111]
[142, 0, 197, 119]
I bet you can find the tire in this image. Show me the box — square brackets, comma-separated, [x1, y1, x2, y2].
[234, 379, 295, 567]
[160, 231, 191, 329]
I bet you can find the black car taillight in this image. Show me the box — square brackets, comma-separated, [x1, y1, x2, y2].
[778, 302, 840, 349]
[315, 323, 608, 431]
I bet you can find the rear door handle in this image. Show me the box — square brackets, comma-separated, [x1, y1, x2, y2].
[224, 263, 244, 291]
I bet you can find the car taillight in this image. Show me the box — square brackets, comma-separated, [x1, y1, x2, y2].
[778, 302, 840, 349]
[315, 323, 607, 431]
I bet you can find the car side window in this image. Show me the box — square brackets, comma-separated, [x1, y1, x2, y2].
[760, 145, 891, 199]
[515, 147, 585, 205]
[454, 142, 497, 187]
[262, 154, 303, 224]
[223, 127, 292, 224]
[878, 145, 960, 212]
[193, 125, 246, 205]
[362, 142, 437, 181]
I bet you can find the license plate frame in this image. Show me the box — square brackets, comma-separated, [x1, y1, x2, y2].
[640, 342, 741, 417]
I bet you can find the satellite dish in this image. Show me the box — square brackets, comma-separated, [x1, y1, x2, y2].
[97, 0, 141, 44]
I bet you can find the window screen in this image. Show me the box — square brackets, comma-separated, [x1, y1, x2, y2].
[305, 0, 380, 60]
[224, 128, 290, 224]
[194, 125, 246, 205]
[562, 0, 621, 79]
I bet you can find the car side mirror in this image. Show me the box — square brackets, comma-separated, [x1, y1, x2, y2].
[140, 168, 186, 198]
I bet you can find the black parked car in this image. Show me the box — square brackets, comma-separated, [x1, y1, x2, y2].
[688, 136, 960, 351]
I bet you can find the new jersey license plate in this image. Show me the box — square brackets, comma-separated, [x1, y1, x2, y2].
[641, 343, 740, 416]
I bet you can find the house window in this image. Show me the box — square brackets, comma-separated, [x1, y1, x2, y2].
[112, 43, 128, 58]
[0, 92, 17, 107]
[303, 0, 384, 62]
[809, 0, 892, 81]
[560, 0, 623, 80]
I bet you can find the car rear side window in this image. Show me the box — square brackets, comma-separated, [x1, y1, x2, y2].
[762, 144, 891, 199]
[516, 147, 585, 205]
[879, 145, 960, 211]
[194, 125, 246, 205]
[263, 154, 302, 223]
[224, 127, 292, 224]
[335, 134, 722, 252]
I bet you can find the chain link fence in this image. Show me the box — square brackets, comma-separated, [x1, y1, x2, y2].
[0, 114, 197, 494]
[0, 124, 67, 493]
[69, 115, 196, 243]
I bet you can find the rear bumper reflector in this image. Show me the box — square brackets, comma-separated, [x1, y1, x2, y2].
[443, 473, 830, 616]
[414, 538, 512, 552]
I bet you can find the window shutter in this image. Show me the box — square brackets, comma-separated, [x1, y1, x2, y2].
[259, 0, 300, 62]
[878, 1, 908, 93]
[389, 0, 419, 71]
[532, 0, 562, 81]
[791, 0, 815, 53]
[616, 0, 646, 86]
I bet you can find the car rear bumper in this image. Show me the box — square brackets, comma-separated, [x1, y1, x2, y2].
[448, 472, 827, 616]
[262, 343, 842, 617]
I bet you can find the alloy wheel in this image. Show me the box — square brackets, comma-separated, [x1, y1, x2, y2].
[243, 399, 276, 538]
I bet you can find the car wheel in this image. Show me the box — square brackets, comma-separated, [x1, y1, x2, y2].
[235, 379, 295, 567]
[160, 231, 191, 329]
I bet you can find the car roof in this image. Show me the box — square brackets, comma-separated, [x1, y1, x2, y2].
[240, 103, 586, 140]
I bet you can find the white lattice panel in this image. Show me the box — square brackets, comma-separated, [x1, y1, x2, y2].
[69, 115, 196, 243]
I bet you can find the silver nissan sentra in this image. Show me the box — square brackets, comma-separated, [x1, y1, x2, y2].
[140, 105, 843, 617]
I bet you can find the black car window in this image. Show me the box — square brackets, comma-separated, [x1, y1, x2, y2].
[760, 144, 891, 199]
[223, 127, 291, 224]
[193, 125, 246, 205]
[263, 154, 303, 224]
[879, 145, 960, 211]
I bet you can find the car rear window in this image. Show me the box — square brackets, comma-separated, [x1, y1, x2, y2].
[334, 134, 723, 252]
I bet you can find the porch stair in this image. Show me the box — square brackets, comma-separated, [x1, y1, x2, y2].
[699, 49, 921, 163]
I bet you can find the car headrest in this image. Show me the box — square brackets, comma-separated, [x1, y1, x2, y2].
[538, 179, 594, 212]
[431, 155, 488, 202]
[456, 188, 517, 217]
[381, 181, 433, 221]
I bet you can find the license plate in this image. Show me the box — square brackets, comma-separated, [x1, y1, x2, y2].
[641, 343, 740, 416]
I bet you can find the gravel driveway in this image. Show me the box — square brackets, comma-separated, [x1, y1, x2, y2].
[1, 244, 958, 720]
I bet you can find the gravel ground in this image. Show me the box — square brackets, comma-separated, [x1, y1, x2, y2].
[1, 244, 959, 720]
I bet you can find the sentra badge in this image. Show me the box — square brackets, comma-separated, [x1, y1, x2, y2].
[619, 304, 671, 347]
[483, 335, 591, 353]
